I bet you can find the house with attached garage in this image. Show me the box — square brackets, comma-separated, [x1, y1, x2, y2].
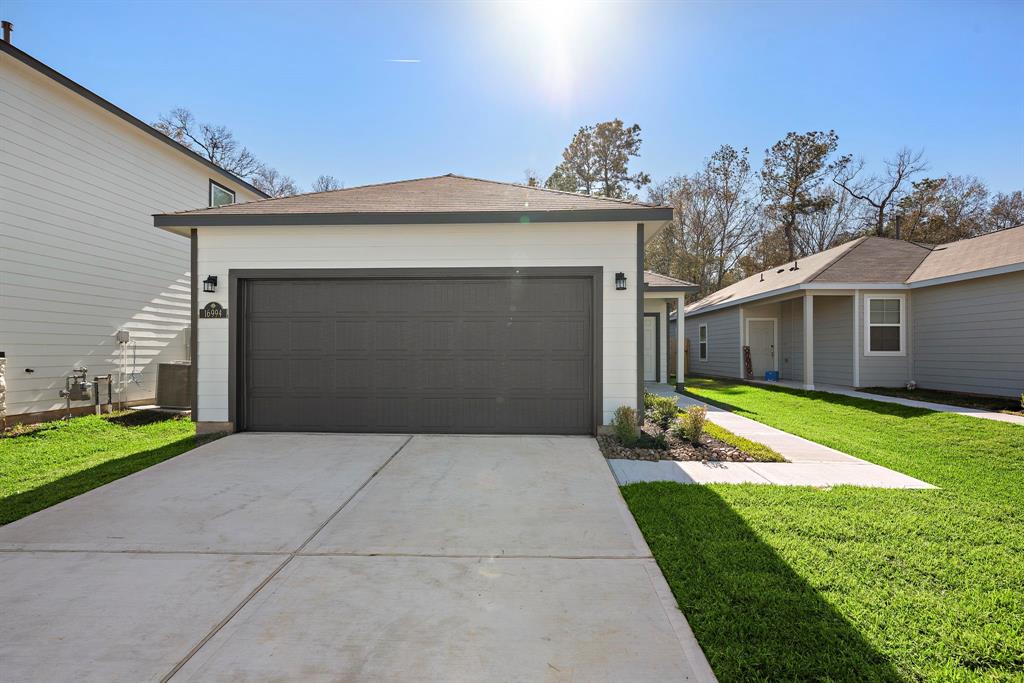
[684, 225, 1024, 398]
[0, 33, 266, 423]
[153, 174, 693, 435]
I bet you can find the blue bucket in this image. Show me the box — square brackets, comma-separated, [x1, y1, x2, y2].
[764, 370, 779, 381]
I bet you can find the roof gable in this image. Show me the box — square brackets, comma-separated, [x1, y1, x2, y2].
[812, 237, 930, 283]
[908, 225, 1024, 283]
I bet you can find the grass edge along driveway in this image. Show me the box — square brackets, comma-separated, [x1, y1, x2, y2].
[623, 378, 1024, 682]
[1, 412, 199, 525]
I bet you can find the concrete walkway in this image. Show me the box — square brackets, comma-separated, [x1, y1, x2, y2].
[750, 379, 1024, 426]
[615, 384, 934, 489]
[0, 433, 715, 683]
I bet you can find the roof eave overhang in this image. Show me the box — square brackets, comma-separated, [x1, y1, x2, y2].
[684, 282, 911, 316]
[644, 284, 699, 294]
[153, 207, 674, 231]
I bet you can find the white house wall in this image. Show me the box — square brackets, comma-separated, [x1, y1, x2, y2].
[0, 54, 260, 415]
[194, 222, 639, 425]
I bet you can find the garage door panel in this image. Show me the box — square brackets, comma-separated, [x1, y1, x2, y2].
[243, 276, 593, 434]
[334, 320, 372, 351]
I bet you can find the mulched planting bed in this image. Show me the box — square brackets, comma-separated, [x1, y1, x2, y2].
[598, 423, 757, 462]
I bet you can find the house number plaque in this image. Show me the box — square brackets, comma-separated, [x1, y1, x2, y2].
[199, 302, 228, 319]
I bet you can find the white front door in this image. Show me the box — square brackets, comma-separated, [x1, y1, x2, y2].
[644, 315, 658, 382]
[747, 319, 776, 378]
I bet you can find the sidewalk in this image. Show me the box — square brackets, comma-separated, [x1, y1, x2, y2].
[749, 379, 1024, 426]
[611, 385, 934, 490]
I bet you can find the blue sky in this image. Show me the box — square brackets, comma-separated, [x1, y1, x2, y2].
[6, 0, 1022, 193]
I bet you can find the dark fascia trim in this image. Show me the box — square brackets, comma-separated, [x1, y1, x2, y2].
[0, 40, 270, 200]
[189, 229, 198, 422]
[153, 207, 673, 228]
[643, 284, 699, 293]
[227, 266, 604, 434]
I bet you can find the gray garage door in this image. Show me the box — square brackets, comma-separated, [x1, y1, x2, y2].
[241, 276, 594, 434]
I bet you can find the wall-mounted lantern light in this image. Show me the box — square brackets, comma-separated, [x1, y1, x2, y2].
[615, 272, 627, 291]
[202, 275, 218, 293]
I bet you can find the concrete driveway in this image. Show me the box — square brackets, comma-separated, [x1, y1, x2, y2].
[0, 433, 714, 682]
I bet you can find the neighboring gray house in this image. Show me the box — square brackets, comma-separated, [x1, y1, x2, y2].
[683, 226, 1024, 398]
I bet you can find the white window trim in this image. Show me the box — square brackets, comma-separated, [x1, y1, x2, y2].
[209, 180, 236, 207]
[698, 324, 708, 361]
[744, 317, 779, 372]
[863, 294, 906, 357]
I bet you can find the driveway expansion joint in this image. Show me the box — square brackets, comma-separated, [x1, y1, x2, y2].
[160, 434, 415, 682]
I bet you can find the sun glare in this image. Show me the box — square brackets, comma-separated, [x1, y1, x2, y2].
[487, 0, 615, 109]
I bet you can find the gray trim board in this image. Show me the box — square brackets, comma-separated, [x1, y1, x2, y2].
[644, 284, 699, 293]
[636, 224, 645, 416]
[0, 40, 270, 199]
[227, 267, 604, 434]
[189, 229, 198, 421]
[644, 312, 660, 382]
[155, 207, 673, 228]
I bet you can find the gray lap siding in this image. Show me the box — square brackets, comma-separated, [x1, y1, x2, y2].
[685, 309, 740, 379]
[911, 271, 1024, 397]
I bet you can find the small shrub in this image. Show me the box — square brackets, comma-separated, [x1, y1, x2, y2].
[647, 395, 679, 430]
[643, 392, 658, 411]
[675, 405, 707, 443]
[612, 405, 639, 446]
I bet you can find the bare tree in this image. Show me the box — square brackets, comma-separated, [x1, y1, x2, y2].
[311, 174, 342, 192]
[706, 145, 762, 288]
[987, 190, 1024, 231]
[797, 185, 858, 254]
[154, 107, 261, 178]
[251, 165, 298, 198]
[834, 147, 927, 237]
[523, 169, 540, 187]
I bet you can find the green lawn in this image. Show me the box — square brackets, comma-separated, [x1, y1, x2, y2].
[1, 412, 199, 525]
[622, 378, 1024, 682]
[861, 386, 1024, 417]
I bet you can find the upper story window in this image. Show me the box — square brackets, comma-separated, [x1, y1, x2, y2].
[209, 180, 236, 207]
[698, 324, 708, 360]
[865, 295, 905, 356]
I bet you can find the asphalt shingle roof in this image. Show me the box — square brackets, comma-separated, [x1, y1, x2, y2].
[686, 225, 1024, 315]
[159, 174, 666, 217]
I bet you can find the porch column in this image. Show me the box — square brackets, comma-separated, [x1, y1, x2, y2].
[803, 293, 814, 390]
[675, 295, 686, 392]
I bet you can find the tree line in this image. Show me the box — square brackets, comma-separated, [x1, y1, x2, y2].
[536, 120, 1023, 299]
[153, 107, 342, 197]
[155, 108, 1021, 302]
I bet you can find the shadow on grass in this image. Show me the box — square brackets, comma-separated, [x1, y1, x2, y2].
[684, 377, 937, 421]
[0, 434, 206, 525]
[622, 482, 904, 682]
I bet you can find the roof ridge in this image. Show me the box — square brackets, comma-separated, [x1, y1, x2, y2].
[936, 223, 1024, 247]
[443, 173, 664, 208]
[807, 236, 874, 282]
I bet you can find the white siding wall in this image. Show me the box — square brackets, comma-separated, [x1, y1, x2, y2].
[0, 55, 259, 415]
[643, 298, 670, 383]
[912, 271, 1024, 397]
[195, 222, 639, 425]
